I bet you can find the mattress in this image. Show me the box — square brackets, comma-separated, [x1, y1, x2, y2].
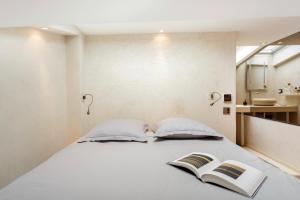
[0, 134, 299, 200]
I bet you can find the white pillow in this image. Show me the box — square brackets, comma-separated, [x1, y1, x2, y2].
[154, 118, 223, 139]
[84, 119, 148, 142]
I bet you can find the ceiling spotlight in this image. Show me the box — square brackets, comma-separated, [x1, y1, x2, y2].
[277, 41, 283, 45]
[261, 41, 267, 45]
[160, 29, 164, 33]
[41, 27, 48, 30]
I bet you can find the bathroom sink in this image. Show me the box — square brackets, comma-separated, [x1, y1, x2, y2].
[252, 98, 277, 106]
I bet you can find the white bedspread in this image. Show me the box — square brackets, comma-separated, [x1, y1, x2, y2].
[0, 135, 299, 200]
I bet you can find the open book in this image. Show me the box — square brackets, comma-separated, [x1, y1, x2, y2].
[168, 152, 267, 198]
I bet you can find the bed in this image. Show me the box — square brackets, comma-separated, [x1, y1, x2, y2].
[0, 133, 299, 200]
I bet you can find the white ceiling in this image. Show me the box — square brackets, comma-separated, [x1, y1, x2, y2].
[1, 0, 300, 45]
[78, 17, 300, 45]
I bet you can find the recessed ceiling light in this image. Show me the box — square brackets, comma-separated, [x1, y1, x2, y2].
[41, 27, 48, 30]
[260, 41, 268, 46]
[277, 41, 283, 45]
[160, 29, 164, 33]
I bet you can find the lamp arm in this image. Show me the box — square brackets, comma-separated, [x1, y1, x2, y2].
[83, 94, 94, 115]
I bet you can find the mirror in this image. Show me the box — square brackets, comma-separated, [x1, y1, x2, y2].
[236, 32, 300, 126]
[246, 62, 267, 91]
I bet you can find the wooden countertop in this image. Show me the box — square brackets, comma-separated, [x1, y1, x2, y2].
[236, 105, 298, 113]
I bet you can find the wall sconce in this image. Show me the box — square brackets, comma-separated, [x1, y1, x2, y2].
[209, 92, 222, 106]
[82, 94, 93, 115]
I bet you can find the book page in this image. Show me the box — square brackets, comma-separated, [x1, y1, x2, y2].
[201, 160, 266, 197]
[168, 152, 221, 179]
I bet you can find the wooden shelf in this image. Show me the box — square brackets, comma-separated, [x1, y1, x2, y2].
[281, 94, 300, 96]
[236, 105, 298, 113]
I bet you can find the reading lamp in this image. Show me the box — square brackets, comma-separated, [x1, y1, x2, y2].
[82, 94, 94, 115]
[209, 92, 222, 106]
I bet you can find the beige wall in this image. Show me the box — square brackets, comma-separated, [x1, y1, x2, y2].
[82, 33, 236, 141]
[245, 115, 300, 172]
[66, 35, 85, 139]
[236, 62, 248, 104]
[0, 28, 69, 188]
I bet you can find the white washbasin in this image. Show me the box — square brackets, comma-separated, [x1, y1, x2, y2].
[252, 98, 277, 106]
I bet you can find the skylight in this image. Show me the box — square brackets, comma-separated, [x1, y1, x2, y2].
[260, 45, 283, 54]
[236, 46, 259, 63]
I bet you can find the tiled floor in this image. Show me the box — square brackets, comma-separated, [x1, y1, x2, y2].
[243, 147, 300, 179]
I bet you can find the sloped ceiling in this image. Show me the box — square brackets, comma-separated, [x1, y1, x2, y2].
[271, 32, 300, 45]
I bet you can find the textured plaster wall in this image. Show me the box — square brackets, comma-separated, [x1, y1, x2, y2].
[82, 33, 236, 141]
